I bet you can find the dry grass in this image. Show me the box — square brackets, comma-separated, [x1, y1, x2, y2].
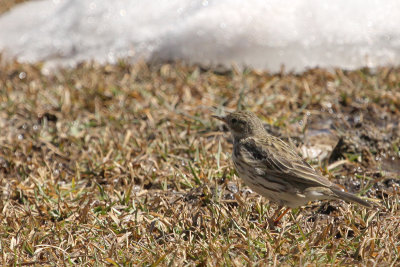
[1, 3, 400, 265]
[0, 59, 400, 266]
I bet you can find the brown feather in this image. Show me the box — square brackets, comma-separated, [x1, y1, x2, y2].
[216, 110, 371, 208]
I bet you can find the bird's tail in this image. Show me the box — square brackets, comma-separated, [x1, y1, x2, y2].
[330, 187, 371, 207]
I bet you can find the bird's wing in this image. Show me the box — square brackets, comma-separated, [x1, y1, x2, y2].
[239, 136, 332, 188]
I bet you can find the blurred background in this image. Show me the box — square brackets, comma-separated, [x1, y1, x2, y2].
[1, 0, 400, 72]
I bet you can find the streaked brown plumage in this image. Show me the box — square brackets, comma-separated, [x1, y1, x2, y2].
[214, 110, 371, 210]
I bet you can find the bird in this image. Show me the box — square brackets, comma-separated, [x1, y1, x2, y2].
[213, 110, 371, 224]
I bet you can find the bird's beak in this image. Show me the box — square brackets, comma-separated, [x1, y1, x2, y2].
[212, 115, 226, 122]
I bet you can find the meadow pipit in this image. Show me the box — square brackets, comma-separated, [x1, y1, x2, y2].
[214, 111, 371, 223]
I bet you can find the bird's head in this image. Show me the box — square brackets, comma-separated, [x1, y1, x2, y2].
[213, 111, 265, 140]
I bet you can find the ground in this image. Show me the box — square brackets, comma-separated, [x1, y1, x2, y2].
[0, 59, 399, 266]
[0, 0, 27, 14]
[1, 1, 400, 266]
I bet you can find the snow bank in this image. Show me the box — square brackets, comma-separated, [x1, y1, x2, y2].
[1, 0, 399, 72]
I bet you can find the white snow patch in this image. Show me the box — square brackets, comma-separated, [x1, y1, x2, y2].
[1, 0, 400, 72]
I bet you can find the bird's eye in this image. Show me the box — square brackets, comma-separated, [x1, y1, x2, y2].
[231, 118, 237, 124]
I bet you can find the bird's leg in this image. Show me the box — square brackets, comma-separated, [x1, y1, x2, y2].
[273, 207, 291, 225]
[271, 206, 283, 220]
